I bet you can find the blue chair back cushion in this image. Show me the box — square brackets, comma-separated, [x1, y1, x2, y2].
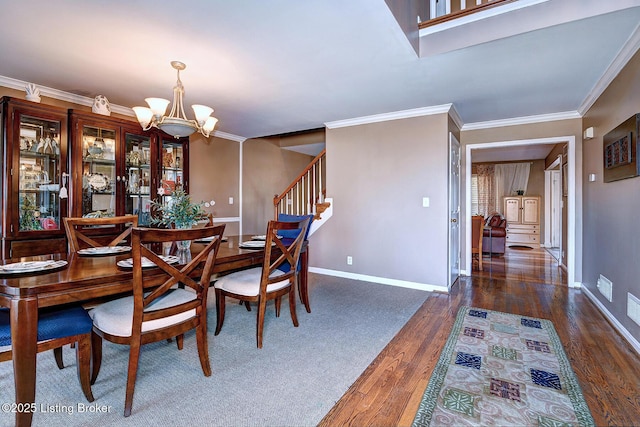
[277, 214, 314, 241]
[0, 306, 93, 347]
[276, 214, 313, 273]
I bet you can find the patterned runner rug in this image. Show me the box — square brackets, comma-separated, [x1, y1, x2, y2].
[412, 306, 594, 426]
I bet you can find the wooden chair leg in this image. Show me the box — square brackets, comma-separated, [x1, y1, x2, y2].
[54, 346, 64, 369]
[75, 334, 95, 402]
[195, 321, 211, 377]
[124, 341, 142, 417]
[244, 300, 251, 311]
[275, 297, 282, 317]
[256, 297, 266, 349]
[90, 332, 102, 385]
[214, 290, 225, 335]
[176, 334, 184, 350]
[289, 286, 299, 327]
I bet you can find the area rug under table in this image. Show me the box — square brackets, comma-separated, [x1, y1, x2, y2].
[412, 306, 594, 426]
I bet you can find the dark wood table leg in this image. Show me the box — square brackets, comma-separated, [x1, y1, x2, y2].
[11, 297, 38, 427]
[299, 246, 310, 313]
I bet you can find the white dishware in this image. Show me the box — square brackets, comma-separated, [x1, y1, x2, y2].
[0, 260, 67, 274]
[117, 255, 179, 268]
[77, 246, 132, 256]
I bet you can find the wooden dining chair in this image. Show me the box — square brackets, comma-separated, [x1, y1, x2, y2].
[471, 215, 484, 271]
[277, 213, 314, 312]
[64, 215, 139, 252]
[0, 306, 94, 403]
[214, 218, 310, 348]
[89, 224, 225, 417]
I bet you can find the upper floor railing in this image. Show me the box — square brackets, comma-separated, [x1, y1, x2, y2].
[420, 0, 515, 29]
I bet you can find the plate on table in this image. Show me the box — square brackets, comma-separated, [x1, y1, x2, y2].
[0, 260, 68, 275]
[251, 235, 282, 241]
[193, 236, 228, 243]
[77, 246, 132, 256]
[239, 240, 276, 249]
[117, 255, 179, 269]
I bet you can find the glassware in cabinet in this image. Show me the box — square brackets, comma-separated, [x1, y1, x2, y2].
[1, 97, 69, 258]
[18, 116, 63, 231]
[80, 125, 117, 218]
[125, 132, 153, 226]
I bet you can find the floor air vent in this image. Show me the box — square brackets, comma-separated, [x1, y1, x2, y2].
[628, 293, 640, 326]
[597, 274, 613, 302]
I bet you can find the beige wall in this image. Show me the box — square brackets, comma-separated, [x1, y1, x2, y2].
[242, 137, 314, 235]
[312, 113, 450, 288]
[582, 49, 640, 340]
[189, 133, 241, 236]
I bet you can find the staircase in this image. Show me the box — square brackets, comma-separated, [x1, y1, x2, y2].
[273, 149, 331, 235]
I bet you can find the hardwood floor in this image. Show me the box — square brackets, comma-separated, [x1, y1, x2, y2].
[318, 247, 640, 426]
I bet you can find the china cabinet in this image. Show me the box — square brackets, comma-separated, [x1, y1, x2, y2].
[69, 110, 189, 227]
[0, 97, 69, 258]
[0, 102, 190, 258]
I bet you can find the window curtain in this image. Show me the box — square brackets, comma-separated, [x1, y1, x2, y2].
[494, 163, 531, 207]
[476, 165, 495, 217]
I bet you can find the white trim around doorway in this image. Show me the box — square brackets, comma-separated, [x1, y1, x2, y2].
[464, 135, 579, 287]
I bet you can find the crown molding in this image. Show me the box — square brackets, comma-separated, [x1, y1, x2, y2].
[212, 130, 246, 143]
[0, 75, 134, 116]
[578, 21, 640, 116]
[448, 103, 464, 130]
[461, 110, 582, 131]
[325, 104, 455, 129]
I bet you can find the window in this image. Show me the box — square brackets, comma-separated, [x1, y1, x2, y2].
[471, 174, 479, 215]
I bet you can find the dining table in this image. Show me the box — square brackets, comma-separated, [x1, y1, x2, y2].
[0, 235, 309, 427]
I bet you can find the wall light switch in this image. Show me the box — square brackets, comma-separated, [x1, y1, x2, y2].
[228, 197, 234, 205]
[588, 173, 596, 182]
[422, 197, 430, 208]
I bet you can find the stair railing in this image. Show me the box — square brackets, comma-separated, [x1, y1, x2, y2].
[274, 149, 326, 219]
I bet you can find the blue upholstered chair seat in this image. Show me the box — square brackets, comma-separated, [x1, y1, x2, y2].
[0, 306, 95, 403]
[0, 306, 93, 347]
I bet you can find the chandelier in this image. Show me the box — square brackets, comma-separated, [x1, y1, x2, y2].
[133, 61, 218, 138]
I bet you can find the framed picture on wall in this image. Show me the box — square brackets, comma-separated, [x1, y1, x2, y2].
[603, 113, 640, 182]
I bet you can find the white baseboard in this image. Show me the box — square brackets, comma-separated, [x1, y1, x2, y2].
[581, 285, 640, 356]
[308, 267, 447, 293]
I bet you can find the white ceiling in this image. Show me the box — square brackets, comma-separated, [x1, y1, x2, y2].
[1, 1, 639, 164]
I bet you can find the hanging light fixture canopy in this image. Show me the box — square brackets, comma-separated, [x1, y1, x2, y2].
[133, 61, 218, 138]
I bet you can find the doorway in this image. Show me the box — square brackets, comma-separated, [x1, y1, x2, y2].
[465, 136, 577, 287]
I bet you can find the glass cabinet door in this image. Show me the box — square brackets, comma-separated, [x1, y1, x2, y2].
[159, 139, 185, 206]
[18, 115, 63, 231]
[81, 125, 117, 217]
[124, 132, 152, 225]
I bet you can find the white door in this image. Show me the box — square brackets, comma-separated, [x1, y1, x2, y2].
[448, 133, 460, 289]
[551, 170, 561, 247]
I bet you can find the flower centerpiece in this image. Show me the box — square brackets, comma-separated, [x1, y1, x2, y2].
[150, 187, 208, 229]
